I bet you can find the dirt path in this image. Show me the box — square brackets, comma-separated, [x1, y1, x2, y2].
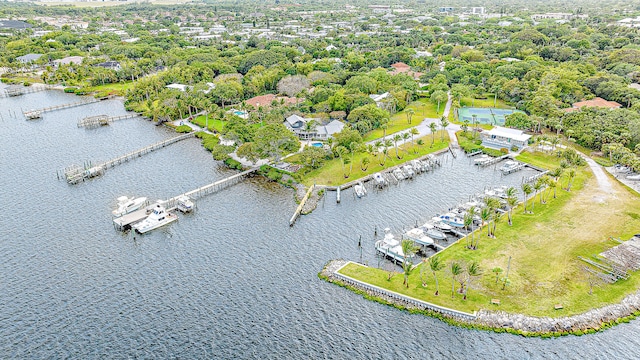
[581, 154, 614, 196]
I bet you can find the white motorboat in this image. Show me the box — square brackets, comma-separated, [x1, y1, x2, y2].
[431, 217, 453, 232]
[176, 195, 195, 213]
[375, 228, 413, 263]
[421, 222, 446, 240]
[474, 154, 490, 165]
[404, 227, 434, 247]
[392, 168, 405, 180]
[500, 160, 521, 174]
[133, 203, 178, 233]
[354, 182, 367, 198]
[402, 165, 415, 179]
[627, 174, 640, 180]
[373, 173, 387, 188]
[438, 213, 465, 228]
[112, 196, 148, 217]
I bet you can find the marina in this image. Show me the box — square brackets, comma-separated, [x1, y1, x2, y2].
[1, 88, 620, 359]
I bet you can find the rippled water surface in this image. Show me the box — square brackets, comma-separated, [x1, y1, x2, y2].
[1, 89, 640, 359]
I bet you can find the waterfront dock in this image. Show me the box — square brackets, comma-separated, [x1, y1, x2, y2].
[113, 166, 260, 231]
[23, 98, 102, 119]
[77, 113, 140, 128]
[479, 154, 510, 167]
[1, 84, 54, 98]
[60, 133, 196, 184]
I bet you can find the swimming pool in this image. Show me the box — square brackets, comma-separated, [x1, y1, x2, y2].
[311, 142, 323, 147]
[234, 110, 246, 116]
[457, 107, 525, 126]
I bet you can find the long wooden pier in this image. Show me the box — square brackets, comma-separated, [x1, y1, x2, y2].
[77, 113, 140, 128]
[290, 184, 315, 226]
[61, 133, 196, 184]
[113, 166, 260, 231]
[23, 98, 101, 118]
[0, 84, 54, 98]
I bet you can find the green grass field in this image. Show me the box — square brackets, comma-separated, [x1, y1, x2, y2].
[294, 132, 449, 187]
[339, 150, 640, 317]
[363, 99, 441, 142]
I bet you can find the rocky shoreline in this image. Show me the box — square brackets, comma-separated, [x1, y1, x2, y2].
[320, 259, 640, 336]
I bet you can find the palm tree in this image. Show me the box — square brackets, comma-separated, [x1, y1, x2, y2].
[472, 114, 478, 139]
[440, 116, 449, 142]
[375, 140, 385, 166]
[410, 128, 419, 153]
[429, 256, 445, 295]
[450, 261, 463, 298]
[464, 261, 481, 300]
[381, 123, 388, 139]
[348, 141, 358, 177]
[548, 178, 558, 199]
[532, 178, 544, 212]
[566, 168, 576, 191]
[406, 108, 415, 124]
[539, 175, 550, 203]
[393, 134, 402, 159]
[481, 206, 491, 238]
[462, 119, 470, 133]
[521, 183, 532, 213]
[402, 132, 410, 153]
[491, 209, 502, 238]
[429, 122, 437, 147]
[463, 213, 473, 249]
[505, 187, 518, 225]
[335, 145, 348, 178]
[384, 139, 393, 162]
[401, 239, 419, 287]
[360, 156, 370, 171]
[467, 206, 477, 248]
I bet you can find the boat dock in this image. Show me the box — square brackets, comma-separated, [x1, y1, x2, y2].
[467, 150, 483, 157]
[23, 98, 102, 119]
[113, 166, 260, 231]
[77, 113, 140, 128]
[479, 154, 510, 167]
[1, 84, 54, 98]
[501, 162, 527, 175]
[60, 133, 196, 184]
[290, 184, 315, 226]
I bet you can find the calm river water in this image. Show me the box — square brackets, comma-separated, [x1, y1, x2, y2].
[1, 89, 639, 359]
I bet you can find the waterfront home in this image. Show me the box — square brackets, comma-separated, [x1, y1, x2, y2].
[481, 126, 531, 150]
[95, 61, 121, 71]
[284, 114, 344, 140]
[16, 53, 43, 64]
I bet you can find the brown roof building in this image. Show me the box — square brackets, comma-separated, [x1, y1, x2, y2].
[565, 97, 622, 112]
[244, 94, 303, 109]
[389, 62, 423, 80]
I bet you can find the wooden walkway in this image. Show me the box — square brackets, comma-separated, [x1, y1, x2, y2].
[61, 133, 196, 184]
[24, 98, 100, 118]
[479, 154, 510, 167]
[77, 113, 140, 128]
[0, 84, 54, 98]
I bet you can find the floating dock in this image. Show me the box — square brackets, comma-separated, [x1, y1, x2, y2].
[60, 133, 196, 184]
[77, 113, 140, 128]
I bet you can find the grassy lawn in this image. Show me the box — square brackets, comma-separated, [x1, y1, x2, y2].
[363, 99, 441, 142]
[192, 115, 225, 132]
[83, 82, 135, 96]
[339, 150, 640, 317]
[295, 132, 449, 187]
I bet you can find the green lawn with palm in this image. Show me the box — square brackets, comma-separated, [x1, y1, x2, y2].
[338, 150, 640, 318]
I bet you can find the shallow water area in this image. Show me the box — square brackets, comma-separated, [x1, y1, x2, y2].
[1, 90, 640, 358]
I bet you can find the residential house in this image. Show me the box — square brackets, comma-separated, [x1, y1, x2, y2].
[284, 114, 345, 140]
[166, 83, 190, 92]
[369, 92, 393, 110]
[481, 126, 531, 150]
[565, 97, 622, 113]
[95, 61, 121, 71]
[389, 62, 424, 80]
[16, 53, 43, 64]
[52, 56, 83, 67]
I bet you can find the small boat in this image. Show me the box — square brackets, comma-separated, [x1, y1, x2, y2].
[426, 228, 446, 240]
[411, 160, 423, 174]
[354, 182, 367, 198]
[375, 228, 413, 263]
[402, 165, 415, 179]
[627, 174, 640, 180]
[404, 227, 434, 247]
[373, 173, 387, 188]
[474, 154, 490, 165]
[438, 213, 465, 228]
[500, 160, 521, 174]
[112, 196, 148, 217]
[392, 168, 405, 180]
[25, 110, 42, 120]
[176, 195, 195, 213]
[133, 203, 178, 233]
[431, 217, 453, 232]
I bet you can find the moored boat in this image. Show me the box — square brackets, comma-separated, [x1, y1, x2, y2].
[133, 203, 178, 233]
[354, 182, 367, 198]
[112, 196, 148, 217]
[176, 195, 195, 213]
